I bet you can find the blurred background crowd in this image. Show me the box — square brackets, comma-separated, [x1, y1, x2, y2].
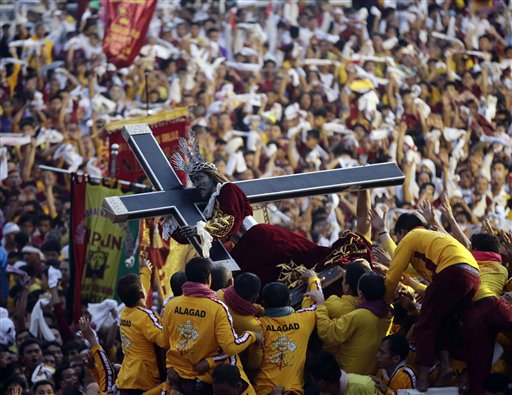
[0, 0, 511, 394]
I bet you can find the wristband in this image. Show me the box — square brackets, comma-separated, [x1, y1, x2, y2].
[378, 231, 389, 236]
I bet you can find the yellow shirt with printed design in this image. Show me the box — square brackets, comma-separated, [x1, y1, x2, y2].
[162, 294, 256, 383]
[254, 306, 317, 395]
[116, 306, 168, 390]
[252, 277, 320, 394]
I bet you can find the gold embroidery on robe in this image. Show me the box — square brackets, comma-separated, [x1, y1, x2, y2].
[204, 202, 235, 239]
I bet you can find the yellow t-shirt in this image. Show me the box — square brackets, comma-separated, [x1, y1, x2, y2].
[7, 64, 21, 96]
[316, 304, 392, 375]
[255, 307, 317, 395]
[29, 36, 54, 65]
[325, 294, 359, 319]
[375, 362, 416, 394]
[162, 294, 256, 383]
[346, 372, 381, 394]
[385, 229, 478, 303]
[116, 306, 167, 390]
[474, 259, 508, 301]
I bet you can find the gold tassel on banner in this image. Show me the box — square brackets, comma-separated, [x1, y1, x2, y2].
[141, 219, 151, 247]
[152, 221, 164, 249]
[139, 219, 151, 260]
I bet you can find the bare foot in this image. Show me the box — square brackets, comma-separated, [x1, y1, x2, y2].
[416, 376, 429, 393]
[434, 367, 454, 387]
[416, 366, 430, 393]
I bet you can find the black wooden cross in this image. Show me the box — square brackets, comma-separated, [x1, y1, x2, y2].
[103, 124, 405, 270]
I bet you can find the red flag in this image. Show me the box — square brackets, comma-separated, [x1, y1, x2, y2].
[70, 176, 87, 322]
[102, 0, 157, 68]
[103, 108, 189, 185]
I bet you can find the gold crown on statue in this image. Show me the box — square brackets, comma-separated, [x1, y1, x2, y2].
[172, 133, 217, 176]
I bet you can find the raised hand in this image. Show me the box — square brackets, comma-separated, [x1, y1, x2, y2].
[78, 316, 98, 346]
[7, 385, 22, 395]
[369, 208, 388, 234]
[482, 219, 495, 235]
[502, 231, 512, 247]
[418, 200, 436, 226]
[140, 257, 154, 273]
[439, 194, 453, 219]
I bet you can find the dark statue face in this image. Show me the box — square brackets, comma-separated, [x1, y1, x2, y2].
[190, 172, 216, 199]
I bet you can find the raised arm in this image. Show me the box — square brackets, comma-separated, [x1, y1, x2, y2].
[356, 189, 371, 240]
[440, 195, 470, 249]
[384, 232, 417, 303]
[215, 303, 258, 356]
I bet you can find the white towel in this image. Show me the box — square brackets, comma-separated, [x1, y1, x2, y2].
[48, 266, 62, 289]
[87, 299, 118, 330]
[35, 128, 64, 146]
[0, 307, 15, 345]
[196, 221, 213, 258]
[0, 134, 32, 146]
[29, 297, 55, 342]
[0, 147, 7, 182]
[31, 363, 55, 383]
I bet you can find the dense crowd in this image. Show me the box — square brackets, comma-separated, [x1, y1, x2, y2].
[0, 0, 512, 394]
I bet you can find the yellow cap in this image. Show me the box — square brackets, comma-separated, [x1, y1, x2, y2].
[348, 79, 375, 93]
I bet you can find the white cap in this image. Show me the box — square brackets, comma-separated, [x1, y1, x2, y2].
[2, 222, 20, 236]
[22, 245, 45, 261]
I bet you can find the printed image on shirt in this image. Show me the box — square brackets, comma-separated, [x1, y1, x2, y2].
[269, 334, 297, 369]
[120, 332, 131, 351]
[176, 320, 199, 355]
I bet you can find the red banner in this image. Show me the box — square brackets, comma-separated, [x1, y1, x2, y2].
[69, 177, 140, 322]
[102, 0, 157, 68]
[104, 108, 189, 184]
[70, 177, 87, 322]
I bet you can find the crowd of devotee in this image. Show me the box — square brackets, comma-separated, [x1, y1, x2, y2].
[0, 0, 511, 394]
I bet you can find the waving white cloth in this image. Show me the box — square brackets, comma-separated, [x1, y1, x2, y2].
[0, 307, 16, 345]
[0, 147, 7, 182]
[48, 266, 62, 289]
[88, 299, 118, 330]
[31, 363, 55, 383]
[29, 297, 55, 342]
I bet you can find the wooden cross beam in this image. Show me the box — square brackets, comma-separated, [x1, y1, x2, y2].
[103, 124, 405, 269]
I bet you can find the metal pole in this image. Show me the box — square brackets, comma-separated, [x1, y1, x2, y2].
[38, 165, 153, 190]
[110, 143, 119, 177]
[144, 69, 150, 116]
